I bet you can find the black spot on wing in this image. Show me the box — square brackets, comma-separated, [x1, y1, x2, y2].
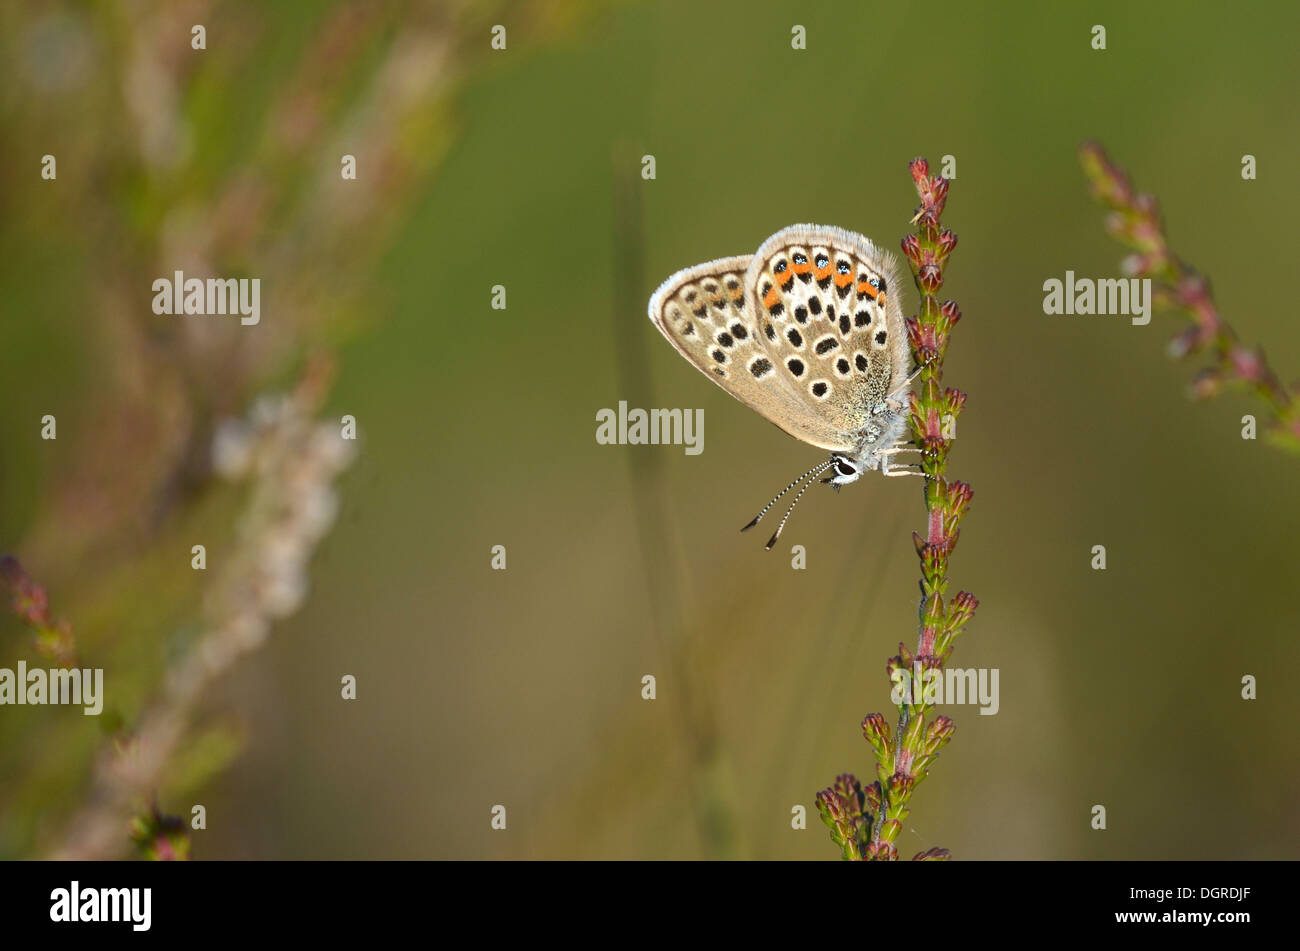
[815, 337, 839, 355]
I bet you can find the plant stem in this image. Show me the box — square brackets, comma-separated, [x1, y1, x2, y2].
[815, 157, 977, 861]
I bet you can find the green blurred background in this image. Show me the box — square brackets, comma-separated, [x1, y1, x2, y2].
[1, 0, 1297, 859]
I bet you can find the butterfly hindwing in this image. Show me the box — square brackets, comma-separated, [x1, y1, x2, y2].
[746, 224, 909, 438]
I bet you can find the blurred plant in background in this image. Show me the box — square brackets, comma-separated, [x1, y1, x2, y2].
[1080, 142, 1300, 453]
[0, 0, 608, 859]
[48, 360, 355, 859]
[1, 557, 78, 669]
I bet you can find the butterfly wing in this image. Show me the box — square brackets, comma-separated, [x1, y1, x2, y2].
[746, 224, 910, 440]
[648, 255, 855, 451]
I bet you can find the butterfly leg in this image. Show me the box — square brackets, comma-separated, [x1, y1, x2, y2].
[873, 368, 925, 416]
[890, 365, 924, 396]
[880, 453, 932, 479]
[877, 446, 928, 464]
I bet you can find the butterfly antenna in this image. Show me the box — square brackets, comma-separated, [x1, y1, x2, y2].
[740, 460, 835, 533]
[764, 466, 830, 551]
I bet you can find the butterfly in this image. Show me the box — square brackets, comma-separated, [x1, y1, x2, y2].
[648, 224, 924, 550]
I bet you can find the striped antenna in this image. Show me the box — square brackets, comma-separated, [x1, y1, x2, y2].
[740, 459, 835, 534]
[763, 463, 832, 551]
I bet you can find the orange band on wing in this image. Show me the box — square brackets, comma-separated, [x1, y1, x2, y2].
[857, 280, 879, 300]
[834, 271, 854, 289]
[762, 286, 782, 309]
[815, 264, 833, 282]
[792, 260, 813, 276]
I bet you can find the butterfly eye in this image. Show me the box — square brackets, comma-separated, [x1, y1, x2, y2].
[836, 260, 850, 274]
[835, 459, 856, 477]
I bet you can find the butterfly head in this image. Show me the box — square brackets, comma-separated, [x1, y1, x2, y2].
[823, 454, 862, 487]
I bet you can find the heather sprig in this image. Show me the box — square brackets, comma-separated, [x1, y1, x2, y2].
[0, 558, 191, 857]
[1079, 142, 1300, 452]
[1, 556, 77, 668]
[816, 158, 974, 861]
[48, 361, 353, 860]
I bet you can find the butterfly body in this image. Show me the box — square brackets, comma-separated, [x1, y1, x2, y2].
[648, 224, 920, 546]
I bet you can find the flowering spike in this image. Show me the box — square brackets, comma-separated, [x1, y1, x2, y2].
[818, 157, 974, 860]
[1080, 143, 1300, 452]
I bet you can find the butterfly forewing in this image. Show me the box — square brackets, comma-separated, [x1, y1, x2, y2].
[648, 255, 855, 451]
